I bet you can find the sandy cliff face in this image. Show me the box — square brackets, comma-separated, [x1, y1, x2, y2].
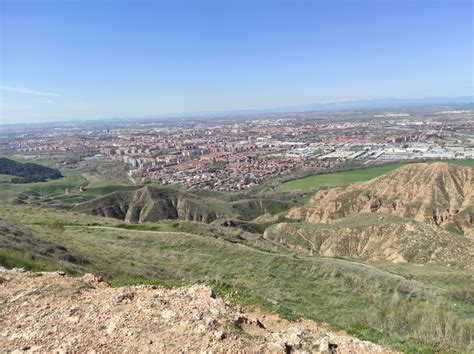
[287, 163, 473, 236]
[0, 268, 393, 353]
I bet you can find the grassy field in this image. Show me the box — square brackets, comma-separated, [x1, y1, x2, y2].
[0, 153, 135, 201]
[0, 169, 88, 200]
[282, 163, 403, 191]
[0, 205, 473, 353]
[0, 162, 137, 202]
[282, 160, 474, 191]
[450, 159, 474, 167]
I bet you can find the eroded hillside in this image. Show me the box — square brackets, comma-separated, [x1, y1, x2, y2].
[1, 162, 473, 352]
[72, 185, 294, 223]
[287, 163, 473, 237]
[72, 185, 227, 222]
[264, 214, 474, 267]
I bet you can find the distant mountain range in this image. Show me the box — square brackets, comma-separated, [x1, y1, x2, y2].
[200, 96, 474, 117]
[272, 96, 473, 113]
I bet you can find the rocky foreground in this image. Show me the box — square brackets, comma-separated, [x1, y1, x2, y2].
[0, 268, 393, 353]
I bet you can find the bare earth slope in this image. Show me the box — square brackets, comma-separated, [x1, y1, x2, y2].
[264, 214, 474, 267]
[0, 268, 392, 353]
[287, 163, 473, 237]
[72, 185, 229, 223]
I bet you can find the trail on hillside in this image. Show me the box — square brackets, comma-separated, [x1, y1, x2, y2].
[87, 225, 197, 237]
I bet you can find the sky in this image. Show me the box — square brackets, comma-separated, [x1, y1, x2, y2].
[0, 0, 472, 124]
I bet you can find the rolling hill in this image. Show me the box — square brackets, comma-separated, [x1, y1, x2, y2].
[72, 185, 230, 223]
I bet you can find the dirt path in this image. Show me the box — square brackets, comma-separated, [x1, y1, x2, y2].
[87, 225, 197, 237]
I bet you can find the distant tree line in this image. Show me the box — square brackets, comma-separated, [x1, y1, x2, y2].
[0, 158, 63, 183]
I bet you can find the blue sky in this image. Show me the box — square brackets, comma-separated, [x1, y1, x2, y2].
[0, 0, 472, 123]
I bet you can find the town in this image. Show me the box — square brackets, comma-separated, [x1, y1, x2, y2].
[2, 108, 473, 191]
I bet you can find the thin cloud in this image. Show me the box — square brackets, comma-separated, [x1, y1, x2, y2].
[0, 85, 60, 97]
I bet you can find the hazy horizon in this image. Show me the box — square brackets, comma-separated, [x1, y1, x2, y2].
[0, 95, 472, 127]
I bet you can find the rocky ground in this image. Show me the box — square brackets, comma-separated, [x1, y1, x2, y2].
[0, 267, 394, 353]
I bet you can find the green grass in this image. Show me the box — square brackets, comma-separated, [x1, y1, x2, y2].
[281, 163, 403, 191]
[346, 323, 437, 354]
[334, 213, 409, 227]
[83, 184, 140, 197]
[281, 160, 474, 191]
[0, 152, 473, 352]
[0, 154, 137, 202]
[229, 198, 296, 220]
[448, 159, 474, 167]
[0, 168, 140, 203]
[1, 205, 473, 352]
[111, 277, 191, 289]
[0, 248, 51, 272]
[1, 154, 55, 166]
[373, 261, 474, 298]
[0, 169, 87, 200]
[0, 174, 15, 182]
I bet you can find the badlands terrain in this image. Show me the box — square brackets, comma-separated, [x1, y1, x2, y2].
[0, 162, 473, 352]
[286, 163, 473, 236]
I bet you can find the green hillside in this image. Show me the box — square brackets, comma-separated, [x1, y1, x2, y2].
[0, 204, 472, 353]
